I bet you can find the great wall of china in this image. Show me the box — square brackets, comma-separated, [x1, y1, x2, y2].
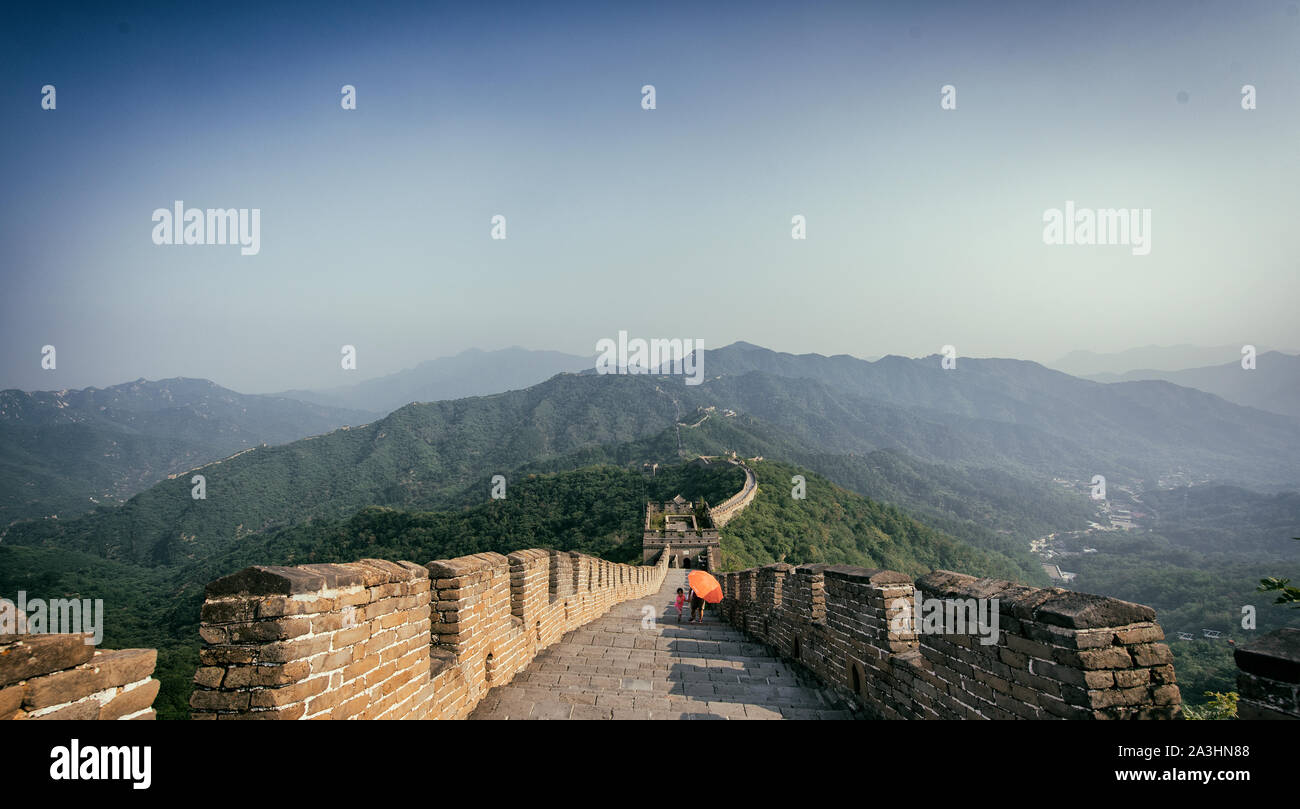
[718, 563, 1187, 719]
[3, 525, 1298, 720]
[708, 460, 758, 528]
[187, 549, 669, 719]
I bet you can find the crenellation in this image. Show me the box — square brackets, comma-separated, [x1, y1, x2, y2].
[19, 532, 1287, 721]
[190, 546, 670, 719]
[719, 563, 1186, 720]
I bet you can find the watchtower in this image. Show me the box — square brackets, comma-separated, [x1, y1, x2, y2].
[642, 495, 720, 570]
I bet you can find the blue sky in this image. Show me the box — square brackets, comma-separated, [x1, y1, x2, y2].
[2, 0, 1298, 392]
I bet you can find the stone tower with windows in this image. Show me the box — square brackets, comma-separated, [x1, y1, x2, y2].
[642, 495, 720, 570]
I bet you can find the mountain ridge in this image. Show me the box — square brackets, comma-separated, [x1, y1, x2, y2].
[9, 346, 1300, 571]
[1048, 344, 1295, 377]
[692, 343, 1300, 488]
[1082, 351, 1300, 418]
[271, 346, 594, 414]
[0, 377, 373, 523]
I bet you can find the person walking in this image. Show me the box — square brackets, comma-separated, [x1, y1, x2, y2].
[670, 587, 686, 623]
[689, 589, 705, 624]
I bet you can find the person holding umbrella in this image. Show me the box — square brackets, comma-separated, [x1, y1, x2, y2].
[689, 589, 705, 623]
[687, 570, 723, 624]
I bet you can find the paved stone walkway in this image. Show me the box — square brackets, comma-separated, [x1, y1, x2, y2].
[469, 570, 861, 719]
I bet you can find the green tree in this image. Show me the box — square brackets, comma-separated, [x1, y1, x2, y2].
[1183, 691, 1238, 720]
[1257, 537, 1300, 607]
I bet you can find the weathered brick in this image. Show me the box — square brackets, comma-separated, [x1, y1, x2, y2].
[248, 676, 327, 708]
[1088, 686, 1149, 709]
[1152, 684, 1181, 706]
[225, 618, 311, 643]
[1130, 643, 1174, 667]
[22, 649, 156, 709]
[100, 679, 160, 720]
[260, 635, 330, 663]
[200, 599, 257, 624]
[199, 646, 258, 666]
[1114, 624, 1165, 645]
[222, 660, 310, 688]
[0, 684, 24, 719]
[1074, 647, 1133, 670]
[0, 635, 95, 687]
[189, 689, 250, 712]
[1147, 664, 1177, 685]
[33, 699, 100, 720]
[1113, 668, 1151, 688]
[998, 648, 1028, 670]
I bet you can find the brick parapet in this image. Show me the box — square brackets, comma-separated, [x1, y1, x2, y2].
[1, 633, 159, 720]
[719, 563, 1184, 720]
[192, 547, 670, 719]
[708, 461, 757, 528]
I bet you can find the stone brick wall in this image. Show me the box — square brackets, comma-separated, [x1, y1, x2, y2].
[191, 558, 435, 719]
[1234, 628, 1299, 720]
[708, 462, 757, 528]
[1, 633, 159, 720]
[719, 564, 1183, 719]
[191, 547, 669, 719]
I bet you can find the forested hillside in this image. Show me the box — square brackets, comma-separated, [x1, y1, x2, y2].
[2, 374, 683, 565]
[0, 378, 372, 523]
[0, 458, 1028, 719]
[715, 460, 1033, 581]
[4, 346, 1296, 719]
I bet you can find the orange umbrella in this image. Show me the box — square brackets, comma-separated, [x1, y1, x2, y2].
[688, 570, 723, 604]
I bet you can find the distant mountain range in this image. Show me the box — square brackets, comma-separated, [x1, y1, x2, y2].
[1083, 351, 1300, 419]
[0, 348, 595, 523]
[690, 342, 1300, 488]
[6, 340, 1296, 719]
[1048, 344, 1292, 377]
[7, 339, 1300, 535]
[8, 340, 1300, 571]
[0, 378, 372, 523]
[2, 373, 683, 565]
[273, 347, 593, 415]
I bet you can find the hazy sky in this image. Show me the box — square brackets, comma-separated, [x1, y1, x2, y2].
[3, 1, 1298, 393]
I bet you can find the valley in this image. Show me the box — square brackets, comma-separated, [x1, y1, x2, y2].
[1, 341, 1296, 719]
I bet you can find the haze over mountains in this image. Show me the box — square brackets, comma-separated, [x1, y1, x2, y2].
[0, 378, 372, 524]
[8, 339, 1299, 564]
[0, 348, 593, 523]
[1047, 344, 1294, 377]
[689, 342, 1300, 489]
[6, 340, 1299, 529]
[274, 347, 593, 416]
[1082, 351, 1300, 419]
[4, 339, 1297, 717]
